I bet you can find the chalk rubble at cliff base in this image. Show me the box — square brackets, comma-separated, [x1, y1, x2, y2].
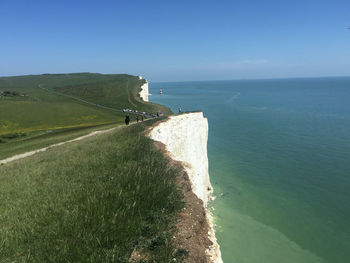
[148, 112, 223, 263]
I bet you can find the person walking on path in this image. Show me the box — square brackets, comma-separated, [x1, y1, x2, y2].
[125, 115, 130, 125]
[136, 115, 139, 123]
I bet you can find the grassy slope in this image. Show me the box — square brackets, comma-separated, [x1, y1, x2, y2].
[51, 74, 172, 115]
[0, 74, 122, 135]
[0, 73, 171, 159]
[0, 122, 120, 160]
[0, 121, 184, 262]
[0, 73, 187, 262]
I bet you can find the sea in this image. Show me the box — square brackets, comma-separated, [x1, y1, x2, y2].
[149, 77, 350, 263]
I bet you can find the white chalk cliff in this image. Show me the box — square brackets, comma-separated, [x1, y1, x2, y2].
[138, 76, 149, 102]
[148, 112, 223, 263]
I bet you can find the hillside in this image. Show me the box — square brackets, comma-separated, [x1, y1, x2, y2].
[0, 73, 171, 159]
[0, 121, 186, 262]
[0, 74, 216, 262]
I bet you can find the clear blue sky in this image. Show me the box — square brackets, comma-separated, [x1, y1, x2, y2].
[1, 0, 349, 81]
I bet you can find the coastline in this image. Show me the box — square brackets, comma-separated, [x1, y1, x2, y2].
[148, 113, 223, 262]
[148, 78, 350, 263]
[139, 78, 222, 262]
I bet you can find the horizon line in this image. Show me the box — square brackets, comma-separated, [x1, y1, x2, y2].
[0, 72, 349, 83]
[150, 74, 350, 83]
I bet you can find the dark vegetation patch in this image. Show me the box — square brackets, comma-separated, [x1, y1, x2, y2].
[0, 123, 184, 262]
[0, 90, 26, 97]
[0, 132, 27, 143]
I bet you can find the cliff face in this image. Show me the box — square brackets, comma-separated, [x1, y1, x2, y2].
[149, 112, 212, 206]
[148, 112, 223, 263]
[138, 76, 149, 102]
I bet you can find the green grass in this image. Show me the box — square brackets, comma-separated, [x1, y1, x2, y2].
[0, 73, 172, 160]
[0, 74, 120, 135]
[0, 121, 121, 160]
[50, 74, 171, 115]
[0, 99, 122, 134]
[0, 73, 183, 261]
[0, 121, 184, 262]
[0, 73, 171, 137]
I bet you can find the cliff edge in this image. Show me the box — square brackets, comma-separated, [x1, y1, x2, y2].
[138, 76, 149, 102]
[148, 112, 223, 263]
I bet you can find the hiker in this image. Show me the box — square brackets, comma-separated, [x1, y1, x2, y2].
[142, 115, 144, 121]
[125, 115, 130, 125]
[136, 115, 139, 123]
[178, 106, 182, 113]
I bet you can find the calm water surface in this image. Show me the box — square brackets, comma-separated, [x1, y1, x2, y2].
[150, 77, 350, 263]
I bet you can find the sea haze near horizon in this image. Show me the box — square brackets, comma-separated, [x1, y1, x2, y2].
[149, 77, 350, 263]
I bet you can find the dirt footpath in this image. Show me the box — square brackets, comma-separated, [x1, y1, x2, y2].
[0, 126, 120, 165]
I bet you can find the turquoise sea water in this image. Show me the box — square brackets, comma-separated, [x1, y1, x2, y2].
[149, 77, 350, 263]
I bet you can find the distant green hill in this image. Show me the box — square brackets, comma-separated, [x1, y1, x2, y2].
[0, 73, 172, 159]
[0, 73, 170, 137]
